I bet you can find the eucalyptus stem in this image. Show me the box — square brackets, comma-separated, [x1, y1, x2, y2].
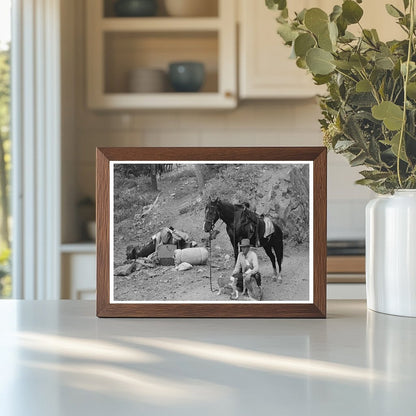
[397, 0, 415, 188]
[359, 69, 381, 104]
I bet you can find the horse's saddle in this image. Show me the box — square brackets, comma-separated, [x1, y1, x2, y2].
[239, 206, 274, 246]
[263, 216, 275, 238]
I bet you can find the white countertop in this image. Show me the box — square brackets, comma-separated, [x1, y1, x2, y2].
[60, 242, 96, 253]
[0, 300, 415, 415]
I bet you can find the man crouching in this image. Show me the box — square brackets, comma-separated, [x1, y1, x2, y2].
[230, 238, 262, 301]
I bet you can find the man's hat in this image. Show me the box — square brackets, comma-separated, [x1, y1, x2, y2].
[240, 238, 251, 248]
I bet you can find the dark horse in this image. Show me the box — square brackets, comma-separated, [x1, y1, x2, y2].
[204, 198, 284, 280]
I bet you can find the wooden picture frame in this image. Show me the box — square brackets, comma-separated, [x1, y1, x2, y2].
[96, 147, 327, 318]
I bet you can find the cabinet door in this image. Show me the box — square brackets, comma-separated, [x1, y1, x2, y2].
[62, 253, 96, 300]
[357, 0, 404, 41]
[239, 0, 325, 99]
[239, 0, 404, 99]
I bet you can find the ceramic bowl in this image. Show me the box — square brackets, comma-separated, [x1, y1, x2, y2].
[114, 0, 158, 17]
[128, 68, 167, 93]
[168, 62, 205, 92]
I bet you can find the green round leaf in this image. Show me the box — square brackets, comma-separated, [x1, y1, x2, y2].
[342, 0, 364, 24]
[401, 61, 416, 76]
[318, 21, 338, 52]
[385, 4, 403, 18]
[294, 33, 316, 58]
[304, 8, 329, 35]
[407, 82, 416, 99]
[356, 79, 372, 92]
[328, 21, 338, 43]
[371, 101, 404, 131]
[277, 0, 287, 10]
[266, 0, 287, 11]
[296, 8, 307, 23]
[296, 57, 308, 69]
[318, 29, 333, 52]
[277, 23, 298, 43]
[330, 5, 342, 22]
[336, 15, 348, 36]
[350, 54, 368, 70]
[306, 47, 335, 75]
[313, 74, 332, 85]
[333, 60, 352, 70]
[375, 55, 395, 70]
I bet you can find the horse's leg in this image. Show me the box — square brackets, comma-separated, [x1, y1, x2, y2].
[275, 237, 283, 274]
[262, 242, 279, 282]
[226, 226, 238, 261]
[233, 241, 239, 262]
[272, 230, 283, 282]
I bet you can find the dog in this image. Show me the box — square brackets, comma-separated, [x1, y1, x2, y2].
[217, 275, 234, 296]
[230, 271, 262, 301]
[229, 273, 245, 300]
[244, 274, 263, 301]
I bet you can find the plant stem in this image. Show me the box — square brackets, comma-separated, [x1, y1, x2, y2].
[397, 0, 415, 188]
[358, 69, 381, 104]
[390, 79, 398, 102]
[334, 68, 358, 84]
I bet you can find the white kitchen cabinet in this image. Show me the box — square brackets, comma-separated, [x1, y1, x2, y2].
[86, 0, 237, 109]
[357, 0, 404, 41]
[61, 245, 96, 300]
[239, 0, 325, 99]
[238, 0, 404, 99]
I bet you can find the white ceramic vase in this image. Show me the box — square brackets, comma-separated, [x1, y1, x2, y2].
[366, 190, 416, 317]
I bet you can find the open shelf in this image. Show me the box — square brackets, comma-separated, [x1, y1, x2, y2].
[87, 0, 236, 109]
[101, 17, 221, 32]
[61, 242, 96, 254]
[104, 31, 218, 94]
[91, 92, 235, 109]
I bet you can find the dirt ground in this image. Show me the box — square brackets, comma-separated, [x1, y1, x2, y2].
[113, 166, 310, 302]
[114, 244, 309, 302]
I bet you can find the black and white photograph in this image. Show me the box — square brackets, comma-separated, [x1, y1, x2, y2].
[110, 161, 313, 303]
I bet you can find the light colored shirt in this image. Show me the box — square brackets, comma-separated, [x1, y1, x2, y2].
[232, 250, 259, 276]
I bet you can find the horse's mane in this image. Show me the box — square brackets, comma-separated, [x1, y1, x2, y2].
[233, 203, 245, 210]
[217, 200, 246, 209]
[218, 200, 260, 222]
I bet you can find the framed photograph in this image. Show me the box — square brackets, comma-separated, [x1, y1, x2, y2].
[96, 147, 327, 318]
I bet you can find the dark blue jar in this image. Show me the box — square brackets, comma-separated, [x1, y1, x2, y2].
[114, 0, 158, 17]
[168, 62, 205, 92]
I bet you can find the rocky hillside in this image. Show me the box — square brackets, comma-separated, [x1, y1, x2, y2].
[114, 163, 310, 263]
